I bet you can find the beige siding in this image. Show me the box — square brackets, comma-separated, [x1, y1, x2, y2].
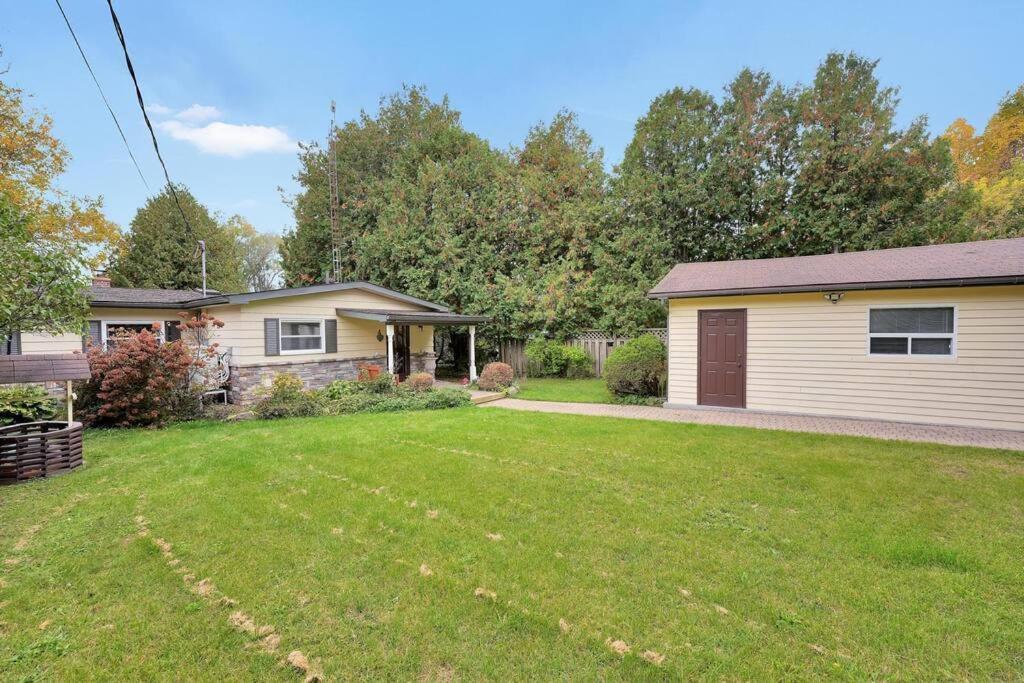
[667, 285, 1024, 430]
[210, 288, 435, 366]
[20, 307, 186, 354]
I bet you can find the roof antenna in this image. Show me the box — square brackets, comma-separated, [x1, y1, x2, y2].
[327, 100, 342, 284]
[833, 242, 840, 254]
[193, 240, 207, 295]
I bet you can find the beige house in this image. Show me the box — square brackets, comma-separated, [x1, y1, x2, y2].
[9, 278, 487, 403]
[649, 237, 1024, 430]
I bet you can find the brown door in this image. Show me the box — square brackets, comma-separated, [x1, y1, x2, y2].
[393, 325, 412, 380]
[698, 309, 746, 408]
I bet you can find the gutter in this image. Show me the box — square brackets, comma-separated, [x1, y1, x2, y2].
[647, 276, 1024, 301]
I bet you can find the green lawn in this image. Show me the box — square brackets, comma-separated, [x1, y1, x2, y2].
[515, 377, 613, 403]
[2, 409, 1023, 680]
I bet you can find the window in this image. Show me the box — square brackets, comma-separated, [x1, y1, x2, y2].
[103, 321, 163, 348]
[280, 320, 324, 354]
[868, 307, 955, 356]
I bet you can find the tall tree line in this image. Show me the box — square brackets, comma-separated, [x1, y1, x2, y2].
[278, 54, 1024, 339]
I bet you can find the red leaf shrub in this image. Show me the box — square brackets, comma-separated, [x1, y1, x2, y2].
[78, 325, 193, 427]
[477, 362, 515, 391]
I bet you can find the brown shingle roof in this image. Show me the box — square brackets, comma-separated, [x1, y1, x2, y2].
[649, 237, 1024, 299]
[88, 286, 206, 308]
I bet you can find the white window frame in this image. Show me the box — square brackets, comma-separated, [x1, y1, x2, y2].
[279, 318, 326, 355]
[866, 304, 957, 359]
[101, 320, 165, 349]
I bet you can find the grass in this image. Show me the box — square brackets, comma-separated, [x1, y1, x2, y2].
[515, 377, 613, 403]
[1, 408, 1023, 679]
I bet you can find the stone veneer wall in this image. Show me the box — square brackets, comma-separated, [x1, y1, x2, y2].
[228, 352, 435, 404]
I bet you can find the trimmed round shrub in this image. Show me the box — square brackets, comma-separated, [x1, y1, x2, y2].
[525, 339, 593, 378]
[603, 334, 666, 397]
[406, 372, 434, 392]
[477, 362, 515, 390]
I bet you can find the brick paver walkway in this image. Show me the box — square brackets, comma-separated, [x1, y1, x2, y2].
[481, 399, 1024, 450]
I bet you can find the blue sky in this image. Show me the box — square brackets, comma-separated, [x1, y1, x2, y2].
[3, 1, 1021, 236]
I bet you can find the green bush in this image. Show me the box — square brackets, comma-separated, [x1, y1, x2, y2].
[252, 373, 324, 420]
[603, 334, 666, 398]
[321, 372, 396, 399]
[324, 386, 469, 415]
[0, 385, 59, 425]
[564, 346, 594, 379]
[525, 339, 593, 378]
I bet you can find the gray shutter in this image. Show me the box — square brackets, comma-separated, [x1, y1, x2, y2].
[9, 331, 21, 355]
[83, 321, 102, 351]
[165, 321, 181, 342]
[264, 318, 280, 356]
[325, 319, 337, 354]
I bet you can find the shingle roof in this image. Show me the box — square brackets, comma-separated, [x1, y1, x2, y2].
[88, 286, 205, 308]
[335, 308, 489, 325]
[649, 237, 1024, 299]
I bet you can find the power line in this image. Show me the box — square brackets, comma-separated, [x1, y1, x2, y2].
[104, 0, 192, 236]
[54, 0, 150, 191]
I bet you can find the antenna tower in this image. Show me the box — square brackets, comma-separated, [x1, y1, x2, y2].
[328, 100, 342, 283]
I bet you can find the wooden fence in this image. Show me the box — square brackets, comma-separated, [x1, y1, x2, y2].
[498, 330, 668, 378]
[570, 328, 667, 377]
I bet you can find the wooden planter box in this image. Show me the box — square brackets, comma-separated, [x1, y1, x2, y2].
[0, 421, 84, 485]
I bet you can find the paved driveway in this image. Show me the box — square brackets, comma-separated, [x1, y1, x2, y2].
[481, 399, 1024, 450]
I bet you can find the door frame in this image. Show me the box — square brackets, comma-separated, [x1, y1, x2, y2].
[697, 308, 747, 409]
[394, 325, 412, 380]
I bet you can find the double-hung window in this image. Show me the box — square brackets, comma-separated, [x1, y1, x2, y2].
[868, 307, 955, 357]
[280, 320, 324, 354]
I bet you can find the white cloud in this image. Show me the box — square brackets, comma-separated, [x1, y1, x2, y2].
[175, 104, 224, 123]
[156, 120, 297, 158]
[147, 103, 173, 116]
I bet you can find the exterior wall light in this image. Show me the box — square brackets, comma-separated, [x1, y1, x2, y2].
[823, 292, 844, 304]
[376, 330, 384, 342]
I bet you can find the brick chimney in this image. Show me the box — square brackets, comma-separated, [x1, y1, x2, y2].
[92, 273, 112, 288]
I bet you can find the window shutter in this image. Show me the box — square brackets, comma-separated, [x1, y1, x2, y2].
[9, 331, 21, 355]
[83, 321, 102, 351]
[264, 318, 280, 356]
[165, 320, 182, 342]
[325, 319, 337, 354]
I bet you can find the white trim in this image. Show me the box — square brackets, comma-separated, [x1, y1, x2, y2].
[279, 317, 326, 355]
[101, 320, 165, 349]
[865, 304, 957, 359]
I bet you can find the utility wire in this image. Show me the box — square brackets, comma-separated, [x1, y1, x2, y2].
[54, 0, 150, 191]
[105, 0, 192, 236]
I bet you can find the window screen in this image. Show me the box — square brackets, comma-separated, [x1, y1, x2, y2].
[280, 320, 323, 352]
[868, 307, 954, 356]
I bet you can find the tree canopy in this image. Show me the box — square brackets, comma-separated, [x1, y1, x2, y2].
[0, 56, 120, 268]
[109, 185, 245, 293]
[0, 192, 89, 344]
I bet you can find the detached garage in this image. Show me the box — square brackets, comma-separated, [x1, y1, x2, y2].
[648, 237, 1024, 430]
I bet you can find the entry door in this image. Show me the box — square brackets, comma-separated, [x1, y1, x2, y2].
[393, 325, 412, 380]
[698, 309, 746, 408]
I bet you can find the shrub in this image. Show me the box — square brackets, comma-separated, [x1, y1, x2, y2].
[323, 386, 470, 415]
[252, 373, 324, 420]
[0, 385, 58, 425]
[603, 334, 666, 398]
[406, 372, 434, 391]
[564, 346, 594, 379]
[321, 372, 396, 400]
[77, 326, 193, 428]
[525, 339, 593, 378]
[477, 362, 515, 390]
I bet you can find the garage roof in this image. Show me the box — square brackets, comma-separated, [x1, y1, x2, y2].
[649, 237, 1024, 299]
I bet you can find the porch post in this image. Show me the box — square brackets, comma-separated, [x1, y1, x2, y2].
[386, 324, 395, 375]
[468, 325, 478, 382]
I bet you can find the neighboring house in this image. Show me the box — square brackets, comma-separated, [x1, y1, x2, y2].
[649, 237, 1024, 430]
[14, 276, 487, 403]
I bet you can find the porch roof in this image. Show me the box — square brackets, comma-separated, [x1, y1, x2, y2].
[335, 308, 489, 326]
